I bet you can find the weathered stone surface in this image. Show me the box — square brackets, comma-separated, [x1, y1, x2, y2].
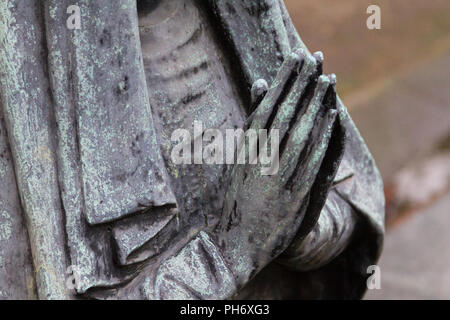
[0, 114, 35, 299]
[0, 0, 384, 299]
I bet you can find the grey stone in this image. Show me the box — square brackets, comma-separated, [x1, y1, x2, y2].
[0, 0, 384, 299]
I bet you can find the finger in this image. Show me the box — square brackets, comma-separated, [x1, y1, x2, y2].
[268, 53, 318, 143]
[288, 109, 338, 194]
[279, 74, 331, 179]
[250, 52, 301, 131]
[250, 78, 269, 114]
[313, 51, 324, 75]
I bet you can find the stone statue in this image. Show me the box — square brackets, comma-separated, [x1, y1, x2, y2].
[0, 0, 384, 299]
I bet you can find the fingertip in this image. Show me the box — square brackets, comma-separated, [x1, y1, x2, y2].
[283, 52, 302, 74]
[250, 78, 269, 113]
[313, 51, 324, 65]
[318, 74, 331, 86]
[287, 52, 301, 65]
[329, 73, 337, 86]
[252, 78, 269, 93]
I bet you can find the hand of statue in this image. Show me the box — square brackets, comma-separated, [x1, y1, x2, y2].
[213, 51, 339, 286]
[116, 52, 340, 300]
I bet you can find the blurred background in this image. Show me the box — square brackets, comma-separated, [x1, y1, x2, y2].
[285, 0, 450, 299]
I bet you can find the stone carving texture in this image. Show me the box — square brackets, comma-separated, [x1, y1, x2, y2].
[0, 0, 384, 299]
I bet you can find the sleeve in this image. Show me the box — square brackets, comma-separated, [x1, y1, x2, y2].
[152, 232, 237, 300]
[115, 231, 237, 300]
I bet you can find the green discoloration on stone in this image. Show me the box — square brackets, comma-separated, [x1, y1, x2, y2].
[0, 0, 68, 299]
[0, 0, 384, 300]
